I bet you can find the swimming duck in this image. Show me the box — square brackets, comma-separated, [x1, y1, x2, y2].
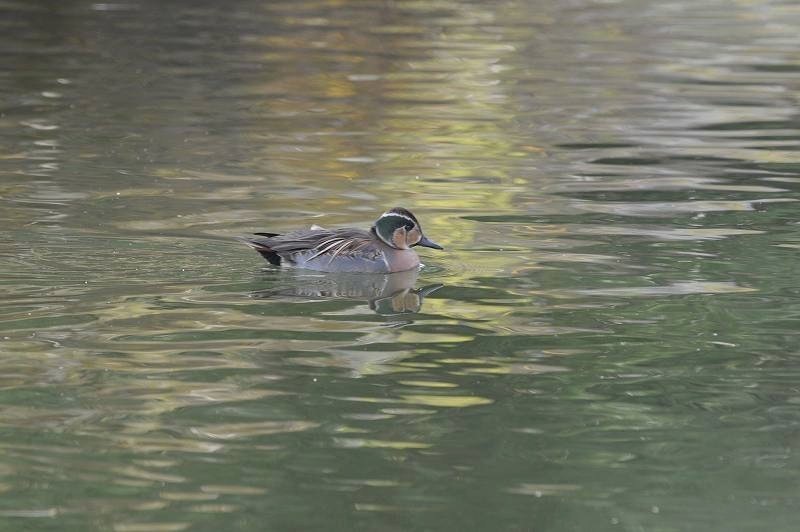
[240, 207, 443, 273]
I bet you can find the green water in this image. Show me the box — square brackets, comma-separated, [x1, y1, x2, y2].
[2, 0, 800, 530]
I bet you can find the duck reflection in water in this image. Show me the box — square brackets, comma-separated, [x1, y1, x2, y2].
[250, 267, 443, 314]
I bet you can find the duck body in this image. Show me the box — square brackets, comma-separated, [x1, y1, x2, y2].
[240, 207, 442, 274]
[244, 227, 420, 273]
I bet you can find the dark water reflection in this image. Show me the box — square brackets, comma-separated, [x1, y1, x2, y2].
[2, 0, 800, 530]
[250, 269, 443, 314]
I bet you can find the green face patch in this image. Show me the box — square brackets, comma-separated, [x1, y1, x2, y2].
[373, 213, 416, 249]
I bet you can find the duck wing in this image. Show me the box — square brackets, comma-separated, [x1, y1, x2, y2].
[242, 228, 381, 269]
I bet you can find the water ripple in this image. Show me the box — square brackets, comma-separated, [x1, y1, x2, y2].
[2, 0, 800, 530]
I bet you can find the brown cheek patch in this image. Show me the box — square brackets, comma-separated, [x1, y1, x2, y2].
[392, 227, 408, 249]
[407, 227, 421, 246]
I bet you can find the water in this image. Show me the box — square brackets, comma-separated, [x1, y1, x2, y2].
[2, 0, 800, 530]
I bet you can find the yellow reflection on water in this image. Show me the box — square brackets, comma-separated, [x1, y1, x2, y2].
[401, 394, 493, 407]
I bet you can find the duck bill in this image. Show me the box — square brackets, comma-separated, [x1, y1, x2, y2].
[417, 235, 444, 250]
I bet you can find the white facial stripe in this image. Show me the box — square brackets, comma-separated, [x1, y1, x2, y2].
[379, 212, 416, 227]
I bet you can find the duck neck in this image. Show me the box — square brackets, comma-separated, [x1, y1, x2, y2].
[379, 243, 420, 273]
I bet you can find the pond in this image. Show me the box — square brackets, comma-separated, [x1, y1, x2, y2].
[2, 0, 800, 530]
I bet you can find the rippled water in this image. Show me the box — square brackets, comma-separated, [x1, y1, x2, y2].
[2, 0, 800, 530]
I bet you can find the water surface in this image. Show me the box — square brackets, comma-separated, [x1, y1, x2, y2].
[2, 0, 800, 530]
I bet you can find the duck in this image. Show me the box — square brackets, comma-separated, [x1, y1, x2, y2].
[240, 207, 443, 273]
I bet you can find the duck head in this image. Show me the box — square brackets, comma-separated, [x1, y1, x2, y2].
[372, 207, 443, 251]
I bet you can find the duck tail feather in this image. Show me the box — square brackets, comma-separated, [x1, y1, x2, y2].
[238, 235, 282, 266]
